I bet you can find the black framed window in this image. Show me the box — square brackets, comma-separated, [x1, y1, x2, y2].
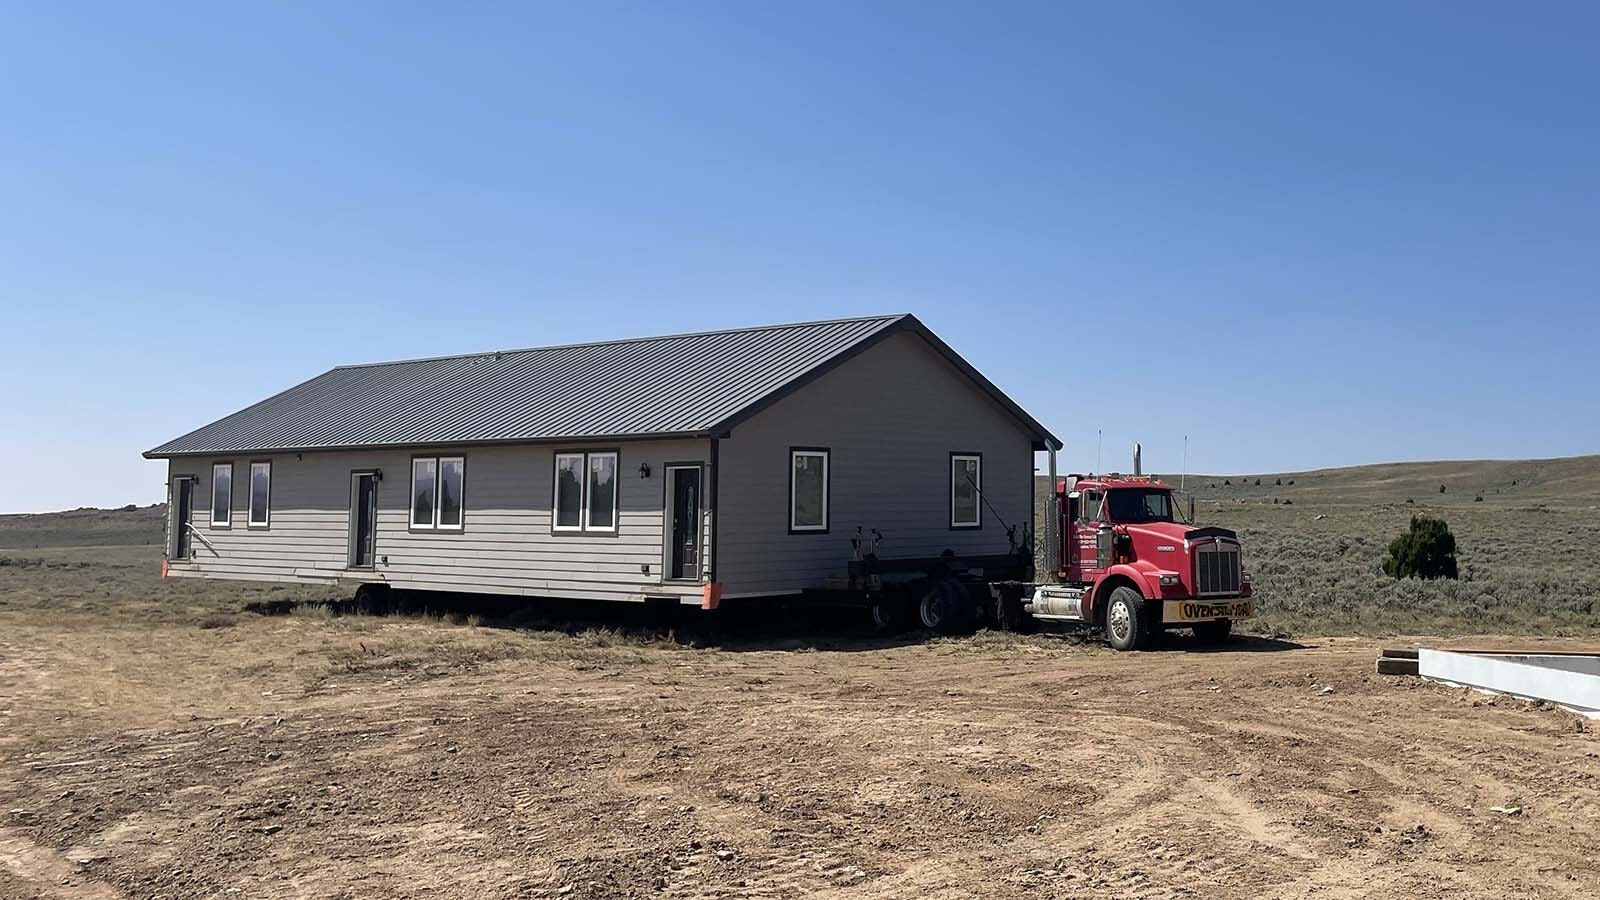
[789, 448, 829, 533]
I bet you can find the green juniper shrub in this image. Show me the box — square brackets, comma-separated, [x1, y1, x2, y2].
[1383, 515, 1459, 580]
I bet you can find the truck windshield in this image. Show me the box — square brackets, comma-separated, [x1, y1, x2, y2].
[1107, 489, 1175, 523]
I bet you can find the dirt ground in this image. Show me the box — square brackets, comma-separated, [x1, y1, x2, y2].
[3, 613, 1598, 900]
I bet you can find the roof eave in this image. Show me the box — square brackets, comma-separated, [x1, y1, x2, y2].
[142, 429, 716, 460]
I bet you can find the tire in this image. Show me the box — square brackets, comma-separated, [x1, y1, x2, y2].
[990, 584, 1035, 633]
[869, 587, 915, 634]
[1104, 586, 1150, 651]
[1191, 618, 1233, 645]
[919, 578, 975, 636]
[353, 582, 392, 615]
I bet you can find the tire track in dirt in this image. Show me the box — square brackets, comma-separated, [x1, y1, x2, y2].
[3, 626, 1598, 899]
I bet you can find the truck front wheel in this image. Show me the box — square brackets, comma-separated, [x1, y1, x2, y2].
[1104, 586, 1150, 651]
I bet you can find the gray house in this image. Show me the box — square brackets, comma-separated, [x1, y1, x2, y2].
[145, 314, 1060, 608]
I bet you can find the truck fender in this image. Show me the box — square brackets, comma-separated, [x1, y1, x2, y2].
[1102, 563, 1162, 602]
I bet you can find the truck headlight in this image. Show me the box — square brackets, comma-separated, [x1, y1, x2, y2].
[1159, 574, 1181, 587]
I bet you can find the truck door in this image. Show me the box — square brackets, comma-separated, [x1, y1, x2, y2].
[1068, 489, 1108, 582]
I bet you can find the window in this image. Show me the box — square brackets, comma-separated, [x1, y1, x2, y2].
[1106, 489, 1175, 524]
[411, 458, 435, 527]
[210, 463, 232, 528]
[248, 462, 271, 527]
[1080, 490, 1103, 522]
[587, 452, 617, 531]
[789, 448, 829, 533]
[554, 453, 584, 530]
[411, 456, 465, 530]
[950, 453, 982, 529]
[553, 450, 619, 533]
[438, 458, 464, 528]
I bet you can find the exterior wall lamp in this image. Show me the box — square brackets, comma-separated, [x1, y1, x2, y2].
[639, 462, 652, 479]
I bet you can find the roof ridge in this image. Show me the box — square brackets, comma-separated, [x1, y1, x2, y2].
[331, 313, 910, 371]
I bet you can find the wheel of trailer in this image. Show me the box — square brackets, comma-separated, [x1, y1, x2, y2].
[869, 586, 915, 634]
[1104, 586, 1149, 651]
[919, 578, 974, 636]
[1192, 618, 1233, 645]
[353, 582, 392, 615]
[990, 584, 1035, 634]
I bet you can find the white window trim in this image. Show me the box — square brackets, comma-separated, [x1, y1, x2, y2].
[210, 462, 233, 528]
[951, 454, 982, 528]
[553, 451, 621, 534]
[410, 456, 465, 531]
[553, 452, 586, 532]
[583, 451, 620, 533]
[248, 461, 271, 528]
[789, 449, 829, 533]
[410, 457, 438, 529]
[436, 456, 465, 531]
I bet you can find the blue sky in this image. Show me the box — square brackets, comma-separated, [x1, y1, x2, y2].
[3, 1, 1598, 512]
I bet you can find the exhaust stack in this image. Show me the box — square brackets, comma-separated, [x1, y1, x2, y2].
[1133, 442, 1143, 476]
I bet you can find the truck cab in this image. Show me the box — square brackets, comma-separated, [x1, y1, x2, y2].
[1031, 475, 1253, 649]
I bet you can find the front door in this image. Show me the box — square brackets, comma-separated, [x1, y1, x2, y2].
[349, 472, 378, 568]
[173, 478, 194, 559]
[666, 465, 701, 580]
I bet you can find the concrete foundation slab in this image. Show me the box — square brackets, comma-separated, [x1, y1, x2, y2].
[1419, 649, 1600, 718]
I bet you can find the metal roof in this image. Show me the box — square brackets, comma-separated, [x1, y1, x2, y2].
[144, 314, 1060, 457]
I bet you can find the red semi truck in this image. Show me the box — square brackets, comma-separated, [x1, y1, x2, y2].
[855, 464, 1252, 650]
[1022, 473, 1252, 649]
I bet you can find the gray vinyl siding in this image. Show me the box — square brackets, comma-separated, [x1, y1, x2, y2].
[165, 439, 711, 603]
[715, 330, 1036, 597]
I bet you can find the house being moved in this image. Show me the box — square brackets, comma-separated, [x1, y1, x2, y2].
[144, 314, 1060, 608]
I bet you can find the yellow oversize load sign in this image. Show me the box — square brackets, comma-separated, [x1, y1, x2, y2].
[1164, 599, 1253, 621]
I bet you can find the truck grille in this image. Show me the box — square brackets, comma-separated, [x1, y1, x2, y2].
[1194, 542, 1241, 595]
